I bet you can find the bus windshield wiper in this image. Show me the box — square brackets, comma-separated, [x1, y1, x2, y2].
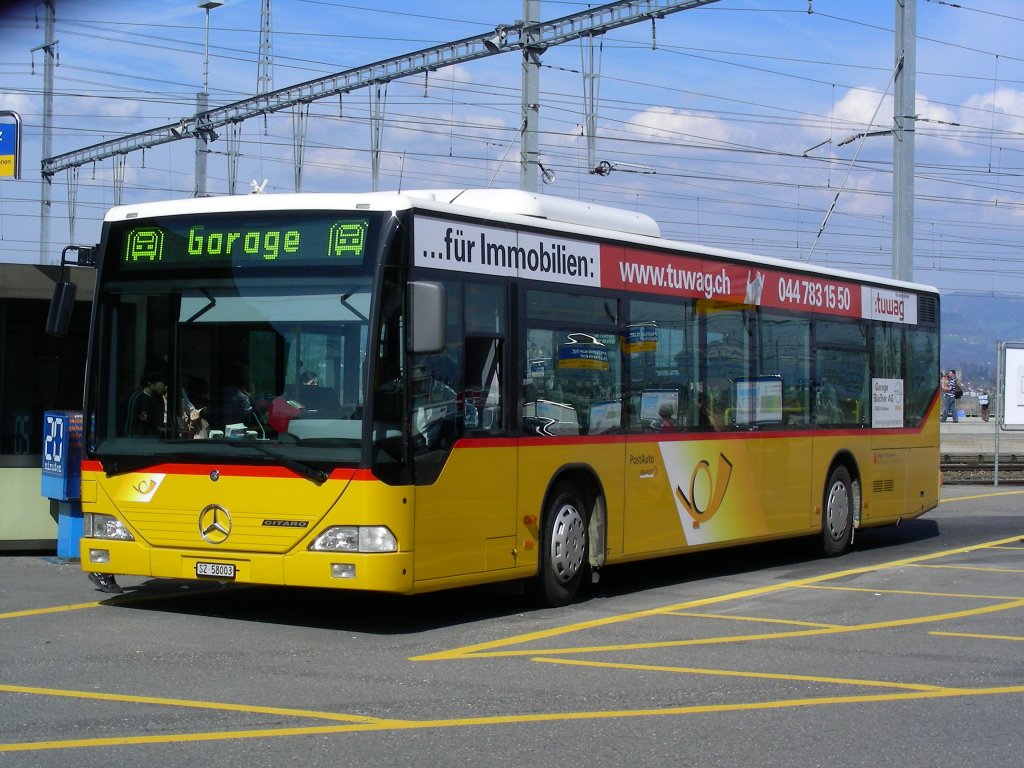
[233, 441, 329, 486]
[97, 444, 327, 485]
[99, 452, 191, 477]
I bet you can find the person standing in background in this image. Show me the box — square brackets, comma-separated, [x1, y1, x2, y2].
[940, 368, 959, 423]
[978, 389, 990, 422]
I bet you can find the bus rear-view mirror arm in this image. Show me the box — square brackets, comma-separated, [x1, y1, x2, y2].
[46, 244, 97, 338]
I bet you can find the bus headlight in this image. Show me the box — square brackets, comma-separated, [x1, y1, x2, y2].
[310, 526, 397, 553]
[84, 513, 135, 541]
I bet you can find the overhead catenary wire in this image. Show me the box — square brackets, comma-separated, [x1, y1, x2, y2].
[3, 2, 1024, 292]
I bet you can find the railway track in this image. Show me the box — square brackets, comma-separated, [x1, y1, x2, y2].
[940, 453, 1024, 484]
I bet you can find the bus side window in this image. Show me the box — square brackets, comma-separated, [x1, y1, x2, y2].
[464, 282, 507, 433]
[814, 319, 868, 426]
[760, 312, 810, 426]
[905, 326, 939, 426]
[626, 297, 696, 433]
[465, 337, 502, 432]
[522, 290, 620, 437]
[704, 307, 750, 430]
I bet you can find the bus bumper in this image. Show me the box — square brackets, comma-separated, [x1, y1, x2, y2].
[81, 538, 416, 593]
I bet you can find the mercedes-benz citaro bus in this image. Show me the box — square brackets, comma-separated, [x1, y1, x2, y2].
[66, 189, 939, 606]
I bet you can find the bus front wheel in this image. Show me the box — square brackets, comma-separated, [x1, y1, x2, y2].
[821, 464, 855, 556]
[535, 482, 589, 607]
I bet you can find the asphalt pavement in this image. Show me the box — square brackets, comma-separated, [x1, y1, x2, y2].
[1, 484, 1021, 767]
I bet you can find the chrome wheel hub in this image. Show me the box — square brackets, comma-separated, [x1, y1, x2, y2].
[825, 480, 850, 541]
[549, 504, 586, 582]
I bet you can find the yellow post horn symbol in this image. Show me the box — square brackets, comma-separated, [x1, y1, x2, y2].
[676, 453, 733, 524]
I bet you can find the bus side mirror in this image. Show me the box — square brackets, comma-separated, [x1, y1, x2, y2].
[408, 280, 446, 354]
[46, 280, 77, 338]
[46, 244, 96, 337]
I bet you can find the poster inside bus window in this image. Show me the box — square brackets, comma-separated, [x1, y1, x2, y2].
[640, 389, 678, 421]
[589, 399, 621, 434]
[115, 214, 374, 269]
[734, 376, 783, 425]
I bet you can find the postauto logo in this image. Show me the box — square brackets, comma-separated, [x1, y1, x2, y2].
[675, 453, 733, 525]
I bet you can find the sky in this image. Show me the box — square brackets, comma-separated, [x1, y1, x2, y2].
[2, 0, 1024, 298]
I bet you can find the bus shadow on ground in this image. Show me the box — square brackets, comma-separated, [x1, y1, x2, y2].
[848, 517, 940, 553]
[591, 517, 940, 600]
[104, 518, 941, 633]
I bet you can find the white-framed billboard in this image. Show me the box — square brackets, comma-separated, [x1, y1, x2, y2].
[998, 342, 1024, 429]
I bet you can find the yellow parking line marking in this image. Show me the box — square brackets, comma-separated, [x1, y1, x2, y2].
[803, 585, 1023, 600]
[0, 684, 385, 724]
[0, 602, 103, 620]
[2, 525, 1017, 754]
[413, 534, 1024, 662]
[664, 611, 839, 629]
[904, 564, 1024, 573]
[3, 686, 1023, 753]
[930, 631, 1024, 642]
[941, 490, 1024, 503]
[530, 657, 958, 692]
[0, 582, 248, 621]
[0, 722, 391, 753]
[426, 597, 1024, 659]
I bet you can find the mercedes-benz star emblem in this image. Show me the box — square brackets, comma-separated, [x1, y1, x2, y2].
[198, 504, 231, 545]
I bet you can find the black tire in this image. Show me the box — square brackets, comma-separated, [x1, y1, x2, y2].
[534, 482, 589, 607]
[821, 464, 855, 556]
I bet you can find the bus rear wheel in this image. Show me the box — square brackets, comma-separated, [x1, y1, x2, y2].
[535, 482, 589, 607]
[821, 464, 855, 556]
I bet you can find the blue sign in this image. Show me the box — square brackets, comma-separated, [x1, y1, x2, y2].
[0, 124, 14, 153]
[41, 411, 83, 501]
[624, 323, 658, 353]
[0, 111, 21, 179]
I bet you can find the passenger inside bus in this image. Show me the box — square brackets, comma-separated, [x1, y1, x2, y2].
[816, 382, 844, 424]
[657, 403, 676, 432]
[123, 369, 168, 437]
[208, 361, 259, 434]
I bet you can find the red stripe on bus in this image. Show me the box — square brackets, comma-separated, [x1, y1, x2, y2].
[81, 459, 362, 482]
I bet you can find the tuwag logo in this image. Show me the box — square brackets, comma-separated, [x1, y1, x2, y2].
[862, 287, 917, 325]
[675, 452, 733, 526]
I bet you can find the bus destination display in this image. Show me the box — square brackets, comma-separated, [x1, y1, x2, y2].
[119, 214, 372, 269]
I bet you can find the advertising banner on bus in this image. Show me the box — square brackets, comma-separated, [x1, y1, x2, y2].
[606, 245, 868, 319]
[414, 217, 917, 324]
[415, 217, 601, 287]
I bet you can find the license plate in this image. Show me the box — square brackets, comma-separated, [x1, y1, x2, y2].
[196, 562, 235, 579]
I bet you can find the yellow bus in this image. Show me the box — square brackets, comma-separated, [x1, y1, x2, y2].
[68, 189, 939, 605]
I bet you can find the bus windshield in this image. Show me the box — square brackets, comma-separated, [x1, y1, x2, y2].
[92, 277, 375, 471]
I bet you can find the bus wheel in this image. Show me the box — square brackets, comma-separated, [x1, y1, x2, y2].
[536, 482, 588, 607]
[821, 464, 855, 556]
